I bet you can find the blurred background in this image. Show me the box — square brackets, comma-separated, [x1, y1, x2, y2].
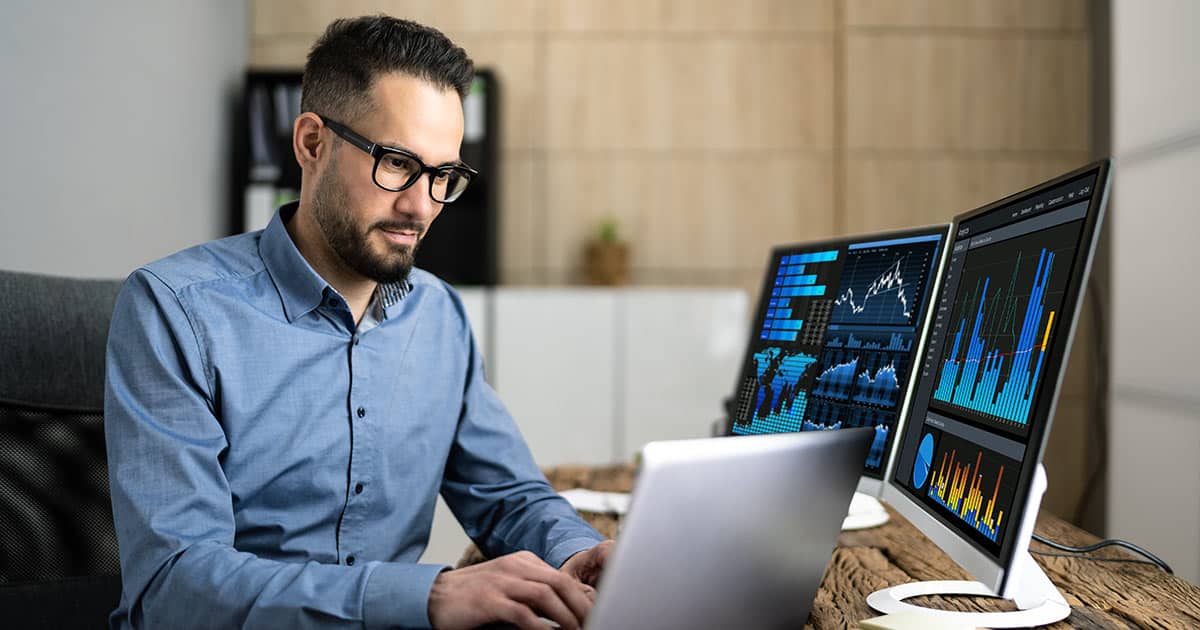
[1, 1, 1196, 582]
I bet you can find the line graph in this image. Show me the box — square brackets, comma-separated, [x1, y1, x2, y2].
[811, 345, 912, 409]
[831, 237, 940, 327]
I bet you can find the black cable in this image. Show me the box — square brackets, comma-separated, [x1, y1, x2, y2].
[1031, 532, 1173, 574]
[1030, 549, 1168, 571]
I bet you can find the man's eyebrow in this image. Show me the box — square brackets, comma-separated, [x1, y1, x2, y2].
[378, 140, 464, 168]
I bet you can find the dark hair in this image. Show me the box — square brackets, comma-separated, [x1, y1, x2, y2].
[301, 15, 474, 122]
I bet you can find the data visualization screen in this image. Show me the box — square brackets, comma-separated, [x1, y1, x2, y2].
[731, 228, 947, 478]
[891, 168, 1104, 559]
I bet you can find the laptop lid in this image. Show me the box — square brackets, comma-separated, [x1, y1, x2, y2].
[587, 428, 872, 630]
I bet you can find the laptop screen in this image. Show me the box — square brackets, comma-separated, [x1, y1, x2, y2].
[729, 226, 949, 480]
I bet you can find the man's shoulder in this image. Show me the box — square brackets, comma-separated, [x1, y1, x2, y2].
[138, 231, 266, 294]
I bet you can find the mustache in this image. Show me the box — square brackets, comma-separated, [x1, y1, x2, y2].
[371, 220, 426, 235]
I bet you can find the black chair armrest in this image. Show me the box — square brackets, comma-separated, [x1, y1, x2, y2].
[0, 574, 121, 629]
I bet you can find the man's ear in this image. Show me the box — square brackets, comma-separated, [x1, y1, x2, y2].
[293, 112, 325, 169]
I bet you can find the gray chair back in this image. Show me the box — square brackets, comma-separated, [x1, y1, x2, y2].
[0, 269, 124, 623]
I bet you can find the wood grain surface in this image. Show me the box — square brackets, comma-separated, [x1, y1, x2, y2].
[459, 464, 1200, 628]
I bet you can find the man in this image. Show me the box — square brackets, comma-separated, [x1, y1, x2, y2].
[105, 16, 611, 630]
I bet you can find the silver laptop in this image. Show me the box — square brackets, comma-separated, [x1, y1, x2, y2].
[587, 428, 872, 630]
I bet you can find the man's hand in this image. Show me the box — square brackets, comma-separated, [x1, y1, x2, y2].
[427, 551, 596, 630]
[559, 540, 615, 587]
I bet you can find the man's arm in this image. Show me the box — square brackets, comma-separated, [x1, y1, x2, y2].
[436, 287, 605, 567]
[105, 269, 441, 629]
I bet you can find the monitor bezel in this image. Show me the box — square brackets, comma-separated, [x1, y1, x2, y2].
[881, 159, 1111, 595]
[727, 223, 953, 496]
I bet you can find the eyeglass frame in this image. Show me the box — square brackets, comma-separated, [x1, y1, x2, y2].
[318, 115, 478, 203]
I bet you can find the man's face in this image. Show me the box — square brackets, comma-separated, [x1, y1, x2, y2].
[309, 72, 465, 284]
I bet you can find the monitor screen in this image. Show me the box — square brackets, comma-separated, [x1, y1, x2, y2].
[729, 226, 949, 483]
[887, 162, 1109, 585]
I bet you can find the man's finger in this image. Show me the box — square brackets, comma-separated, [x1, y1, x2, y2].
[503, 554, 593, 623]
[506, 579, 580, 630]
[541, 566, 595, 623]
[490, 597, 546, 630]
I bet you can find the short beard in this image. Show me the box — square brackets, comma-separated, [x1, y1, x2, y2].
[310, 154, 424, 285]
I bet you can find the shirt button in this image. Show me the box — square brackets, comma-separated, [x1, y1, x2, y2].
[356, 407, 366, 418]
[345, 555, 356, 566]
[355, 483, 364, 495]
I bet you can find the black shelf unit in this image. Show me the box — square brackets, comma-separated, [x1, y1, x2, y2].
[232, 69, 500, 286]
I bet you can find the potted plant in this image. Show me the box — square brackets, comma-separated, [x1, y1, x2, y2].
[584, 217, 629, 286]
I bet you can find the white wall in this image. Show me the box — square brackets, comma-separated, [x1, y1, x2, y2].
[0, 0, 247, 279]
[1108, 0, 1200, 585]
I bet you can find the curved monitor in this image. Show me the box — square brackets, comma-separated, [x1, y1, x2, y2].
[882, 160, 1111, 598]
[728, 225, 951, 495]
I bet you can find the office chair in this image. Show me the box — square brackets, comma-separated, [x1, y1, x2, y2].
[0, 269, 124, 627]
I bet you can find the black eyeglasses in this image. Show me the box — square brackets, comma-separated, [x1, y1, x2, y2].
[320, 116, 477, 203]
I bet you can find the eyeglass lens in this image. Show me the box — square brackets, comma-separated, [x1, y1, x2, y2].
[375, 152, 470, 202]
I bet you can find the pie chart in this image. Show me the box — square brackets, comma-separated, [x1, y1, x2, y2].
[912, 432, 934, 489]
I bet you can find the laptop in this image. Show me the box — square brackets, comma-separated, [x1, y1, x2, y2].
[586, 428, 872, 629]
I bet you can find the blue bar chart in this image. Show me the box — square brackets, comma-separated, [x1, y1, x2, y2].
[932, 245, 1064, 429]
[732, 347, 819, 435]
[762, 250, 838, 342]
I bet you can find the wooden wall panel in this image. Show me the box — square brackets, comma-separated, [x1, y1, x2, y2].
[447, 36, 542, 150]
[846, 34, 1090, 151]
[253, 0, 542, 37]
[544, 38, 833, 151]
[844, 0, 1087, 31]
[250, 38, 310, 68]
[543, 155, 832, 281]
[497, 152, 539, 282]
[842, 156, 1088, 232]
[1042, 395, 1091, 521]
[545, 0, 833, 33]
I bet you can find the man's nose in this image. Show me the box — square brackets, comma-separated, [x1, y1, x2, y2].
[397, 173, 440, 218]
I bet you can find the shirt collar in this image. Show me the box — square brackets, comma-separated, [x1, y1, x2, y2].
[260, 202, 414, 324]
[260, 202, 334, 323]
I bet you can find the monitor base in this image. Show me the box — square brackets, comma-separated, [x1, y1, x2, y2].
[843, 491, 890, 530]
[866, 551, 1070, 628]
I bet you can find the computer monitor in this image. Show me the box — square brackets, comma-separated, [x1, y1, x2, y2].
[874, 160, 1110, 627]
[728, 225, 951, 496]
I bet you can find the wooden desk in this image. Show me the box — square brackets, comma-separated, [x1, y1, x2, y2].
[459, 465, 1200, 628]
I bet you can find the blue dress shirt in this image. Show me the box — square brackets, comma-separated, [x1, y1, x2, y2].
[104, 203, 603, 629]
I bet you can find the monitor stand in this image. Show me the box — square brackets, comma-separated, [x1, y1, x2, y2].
[865, 465, 1070, 627]
[843, 491, 890, 530]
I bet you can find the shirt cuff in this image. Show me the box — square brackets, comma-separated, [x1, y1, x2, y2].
[545, 536, 606, 570]
[363, 561, 450, 629]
